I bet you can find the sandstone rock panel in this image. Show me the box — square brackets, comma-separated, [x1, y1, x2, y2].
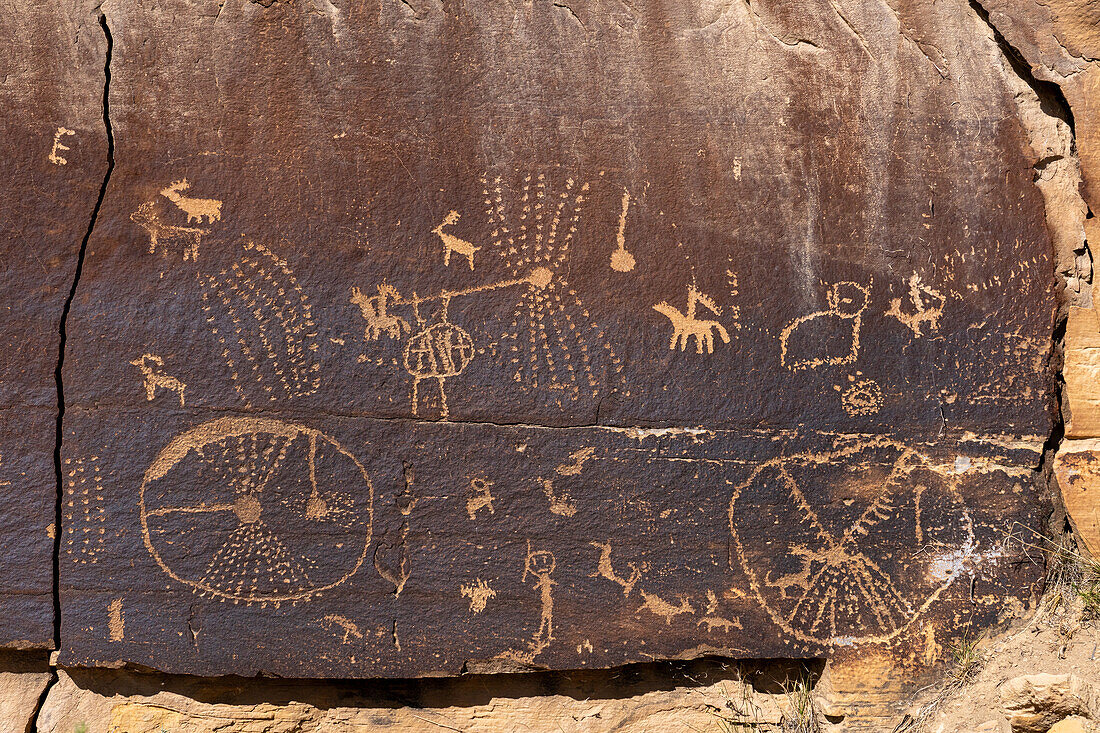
[0, 1, 109, 648]
[60, 0, 1054, 676]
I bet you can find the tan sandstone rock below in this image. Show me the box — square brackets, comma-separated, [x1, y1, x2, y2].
[1054, 441, 1100, 556]
[38, 664, 804, 733]
[1000, 673, 1100, 733]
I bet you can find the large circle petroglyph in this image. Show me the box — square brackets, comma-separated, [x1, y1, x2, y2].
[140, 416, 373, 604]
[729, 441, 974, 646]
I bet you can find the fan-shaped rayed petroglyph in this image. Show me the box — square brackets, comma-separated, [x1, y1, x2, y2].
[653, 283, 731, 354]
[200, 241, 321, 403]
[729, 441, 974, 645]
[780, 281, 869, 371]
[130, 353, 187, 407]
[140, 416, 373, 606]
[482, 171, 624, 400]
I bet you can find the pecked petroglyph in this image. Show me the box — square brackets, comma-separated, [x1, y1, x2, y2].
[638, 591, 695, 625]
[433, 210, 480, 270]
[780, 281, 869, 371]
[140, 417, 373, 606]
[320, 615, 363, 643]
[589, 541, 647, 597]
[48, 126, 75, 165]
[460, 578, 496, 613]
[885, 273, 946, 337]
[609, 189, 636, 272]
[653, 284, 730, 354]
[130, 353, 187, 407]
[160, 179, 223, 224]
[465, 477, 495, 519]
[539, 477, 577, 517]
[499, 543, 557, 664]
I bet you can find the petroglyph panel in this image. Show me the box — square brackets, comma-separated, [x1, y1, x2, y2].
[61, 0, 1055, 675]
[0, 2, 109, 647]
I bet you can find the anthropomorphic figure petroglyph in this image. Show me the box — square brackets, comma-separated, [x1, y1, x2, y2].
[130, 202, 206, 261]
[433, 210, 480, 270]
[129, 353, 186, 406]
[351, 283, 410, 341]
[523, 546, 557, 656]
[160, 179, 223, 224]
[780, 281, 869, 371]
[653, 284, 730, 354]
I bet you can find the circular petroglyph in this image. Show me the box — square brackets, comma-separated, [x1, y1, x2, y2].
[140, 416, 373, 604]
[728, 441, 973, 646]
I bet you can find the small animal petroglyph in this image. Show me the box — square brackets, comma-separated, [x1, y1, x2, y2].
[885, 273, 946, 337]
[698, 616, 740, 633]
[460, 578, 496, 613]
[320, 614, 363, 643]
[130, 202, 206, 261]
[556, 446, 595, 477]
[49, 126, 75, 165]
[108, 598, 125, 642]
[539, 478, 577, 517]
[351, 283, 410, 341]
[780, 281, 868, 371]
[161, 179, 223, 223]
[590, 541, 647, 597]
[610, 189, 636, 272]
[653, 284, 730, 354]
[638, 591, 695, 625]
[466, 477, 495, 519]
[130, 353, 186, 406]
[434, 210, 480, 270]
[697, 589, 740, 633]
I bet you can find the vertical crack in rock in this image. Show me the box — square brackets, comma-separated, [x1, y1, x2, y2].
[969, 0, 1084, 539]
[34, 10, 115, 731]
